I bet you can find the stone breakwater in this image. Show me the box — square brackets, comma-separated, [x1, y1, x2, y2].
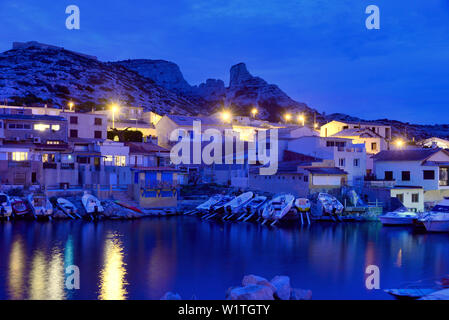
[161, 274, 312, 300]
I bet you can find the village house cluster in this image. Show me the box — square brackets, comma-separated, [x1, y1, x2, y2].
[1, 103, 449, 211]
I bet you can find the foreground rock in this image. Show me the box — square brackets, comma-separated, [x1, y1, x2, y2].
[227, 275, 312, 300]
[270, 275, 291, 300]
[227, 285, 274, 300]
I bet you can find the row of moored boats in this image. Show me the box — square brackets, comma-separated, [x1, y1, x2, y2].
[0, 191, 104, 221]
[188, 192, 317, 226]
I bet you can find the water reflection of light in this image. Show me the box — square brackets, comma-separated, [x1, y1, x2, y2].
[29, 251, 47, 300]
[48, 247, 66, 300]
[396, 249, 402, 268]
[8, 238, 25, 300]
[99, 234, 128, 300]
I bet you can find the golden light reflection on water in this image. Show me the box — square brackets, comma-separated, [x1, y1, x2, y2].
[29, 250, 47, 300]
[48, 248, 66, 300]
[8, 238, 25, 300]
[99, 234, 128, 300]
[27, 247, 67, 300]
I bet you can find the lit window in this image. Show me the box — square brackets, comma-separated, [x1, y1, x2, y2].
[34, 124, 50, 131]
[51, 124, 60, 131]
[114, 156, 126, 167]
[12, 152, 28, 161]
[104, 155, 113, 165]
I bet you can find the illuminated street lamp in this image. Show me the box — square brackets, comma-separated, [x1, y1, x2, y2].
[68, 101, 74, 111]
[251, 108, 258, 118]
[111, 104, 119, 129]
[395, 139, 405, 149]
[298, 114, 305, 126]
[284, 113, 292, 123]
[221, 110, 232, 123]
[314, 122, 318, 129]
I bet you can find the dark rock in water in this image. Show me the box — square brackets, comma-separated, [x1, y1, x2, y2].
[242, 274, 276, 292]
[227, 285, 274, 300]
[160, 292, 182, 300]
[270, 275, 291, 300]
[290, 288, 312, 300]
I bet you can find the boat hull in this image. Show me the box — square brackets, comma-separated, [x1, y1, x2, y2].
[423, 220, 449, 232]
[380, 216, 415, 225]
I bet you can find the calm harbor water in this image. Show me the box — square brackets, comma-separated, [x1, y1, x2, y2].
[0, 217, 448, 300]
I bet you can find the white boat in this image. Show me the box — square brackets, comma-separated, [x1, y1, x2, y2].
[224, 192, 253, 214]
[380, 208, 418, 226]
[196, 194, 223, 212]
[11, 197, 28, 217]
[28, 193, 53, 218]
[238, 196, 268, 222]
[317, 193, 344, 215]
[295, 198, 311, 212]
[262, 194, 295, 221]
[0, 193, 12, 218]
[57, 198, 78, 218]
[211, 195, 235, 212]
[82, 192, 104, 214]
[421, 198, 449, 232]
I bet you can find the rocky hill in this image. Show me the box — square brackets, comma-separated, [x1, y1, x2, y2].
[114, 60, 317, 121]
[0, 44, 198, 114]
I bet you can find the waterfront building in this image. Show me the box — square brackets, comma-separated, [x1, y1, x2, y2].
[390, 186, 424, 212]
[129, 167, 179, 208]
[372, 148, 449, 203]
[248, 154, 347, 197]
[286, 136, 366, 187]
[126, 141, 170, 168]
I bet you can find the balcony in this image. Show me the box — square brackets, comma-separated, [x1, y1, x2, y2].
[60, 163, 75, 170]
[43, 162, 57, 169]
[8, 161, 31, 168]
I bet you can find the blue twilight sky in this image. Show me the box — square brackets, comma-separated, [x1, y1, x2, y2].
[1, 0, 449, 124]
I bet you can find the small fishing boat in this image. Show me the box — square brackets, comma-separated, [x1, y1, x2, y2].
[203, 195, 235, 220]
[318, 193, 344, 215]
[211, 195, 235, 212]
[224, 192, 253, 215]
[0, 192, 12, 219]
[11, 197, 28, 217]
[380, 208, 418, 226]
[28, 193, 53, 219]
[82, 192, 104, 215]
[238, 196, 267, 221]
[57, 198, 79, 218]
[196, 194, 223, 212]
[420, 198, 449, 232]
[262, 194, 295, 223]
[295, 198, 311, 212]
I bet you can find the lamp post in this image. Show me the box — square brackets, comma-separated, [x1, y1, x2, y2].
[68, 102, 74, 112]
[221, 110, 232, 123]
[251, 108, 258, 118]
[298, 114, 305, 126]
[111, 104, 119, 129]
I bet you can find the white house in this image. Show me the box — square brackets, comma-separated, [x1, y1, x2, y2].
[418, 137, 449, 150]
[320, 120, 392, 141]
[373, 148, 449, 202]
[286, 136, 366, 186]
